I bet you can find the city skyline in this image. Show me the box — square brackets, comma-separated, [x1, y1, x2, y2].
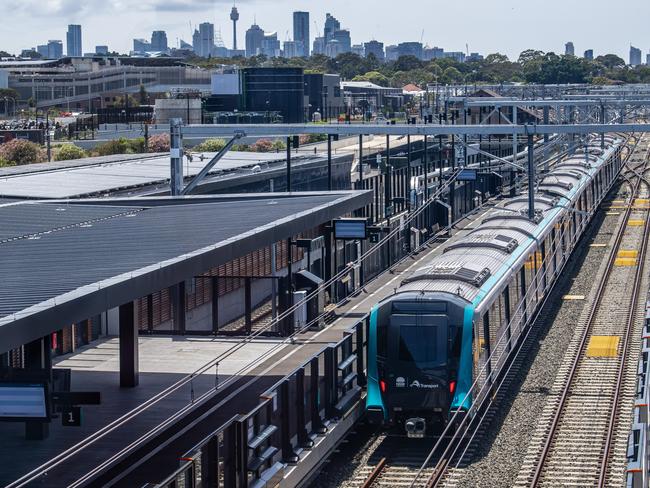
[3, 0, 650, 60]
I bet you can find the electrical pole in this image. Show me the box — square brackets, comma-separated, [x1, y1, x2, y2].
[170, 118, 183, 195]
[527, 131, 535, 220]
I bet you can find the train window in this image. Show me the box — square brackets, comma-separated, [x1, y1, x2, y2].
[398, 325, 447, 368]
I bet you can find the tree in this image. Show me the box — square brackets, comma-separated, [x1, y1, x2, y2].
[139, 85, 148, 105]
[595, 54, 625, 70]
[392, 55, 423, 72]
[0, 88, 19, 100]
[0, 51, 13, 57]
[352, 71, 390, 86]
[517, 49, 545, 65]
[326, 53, 370, 80]
[485, 53, 510, 64]
[442, 67, 463, 83]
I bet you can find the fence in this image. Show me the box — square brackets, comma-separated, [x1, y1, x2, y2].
[152, 318, 368, 488]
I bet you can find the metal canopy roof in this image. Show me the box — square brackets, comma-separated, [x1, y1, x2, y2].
[0, 151, 325, 200]
[0, 191, 371, 353]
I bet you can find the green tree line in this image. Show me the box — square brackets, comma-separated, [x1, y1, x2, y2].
[189, 50, 650, 87]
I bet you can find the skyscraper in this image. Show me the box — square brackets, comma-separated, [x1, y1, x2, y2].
[151, 31, 168, 52]
[584, 49, 594, 60]
[133, 39, 151, 52]
[324, 14, 340, 41]
[197, 22, 215, 57]
[261, 32, 281, 58]
[565, 42, 575, 56]
[47, 40, 63, 59]
[245, 23, 264, 57]
[66, 24, 82, 57]
[630, 46, 642, 66]
[330, 29, 351, 54]
[364, 41, 384, 61]
[95, 45, 109, 55]
[230, 7, 239, 51]
[293, 11, 309, 57]
[397, 42, 423, 60]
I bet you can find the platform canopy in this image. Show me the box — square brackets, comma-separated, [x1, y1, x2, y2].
[0, 191, 371, 353]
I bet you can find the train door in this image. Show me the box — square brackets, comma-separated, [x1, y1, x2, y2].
[388, 308, 450, 410]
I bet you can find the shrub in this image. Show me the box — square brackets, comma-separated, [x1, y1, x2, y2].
[271, 139, 287, 151]
[0, 139, 45, 165]
[194, 138, 227, 152]
[54, 143, 87, 161]
[128, 137, 146, 153]
[94, 138, 130, 156]
[0, 156, 15, 167]
[251, 139, 274, 152]
[148, 133, 170, 153]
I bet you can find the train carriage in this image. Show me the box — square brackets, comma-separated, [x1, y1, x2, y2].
[366, 137, 624, 437]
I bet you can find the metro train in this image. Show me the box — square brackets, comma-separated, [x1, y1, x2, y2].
[366, 136, 624, 437]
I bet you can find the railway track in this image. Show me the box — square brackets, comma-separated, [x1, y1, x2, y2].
[345, 435, 436, 488]
[514, 136, 650, 487]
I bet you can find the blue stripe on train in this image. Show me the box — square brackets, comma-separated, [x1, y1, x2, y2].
[365, 305, 387, 419]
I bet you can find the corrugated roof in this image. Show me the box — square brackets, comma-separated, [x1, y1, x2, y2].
[0, 151, 325, 199]
[0, 191, 372, 352]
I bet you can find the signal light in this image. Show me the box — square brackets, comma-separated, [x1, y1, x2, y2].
[449, 381, 456, 394]
[379, 379, 387, 393]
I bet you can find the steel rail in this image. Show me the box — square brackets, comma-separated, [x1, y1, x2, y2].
[529, 136, 649, 486]
[597, 165, 650, 487]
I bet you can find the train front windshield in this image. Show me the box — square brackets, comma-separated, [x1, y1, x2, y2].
[398, 324, 447, 370]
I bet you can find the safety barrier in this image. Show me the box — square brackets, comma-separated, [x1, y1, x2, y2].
[151, 317, 368, 488]
[626, 301, 650, 487]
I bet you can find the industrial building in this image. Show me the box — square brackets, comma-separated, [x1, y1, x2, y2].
[0, 57, 212, 110]
[207, 67, 344, 123]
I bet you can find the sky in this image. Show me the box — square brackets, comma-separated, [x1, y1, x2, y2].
[2, 0, 649, 61]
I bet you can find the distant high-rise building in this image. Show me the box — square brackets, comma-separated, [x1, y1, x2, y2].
[352, 44, 364, 57]
[397, 42, 423, 60]
[37, 45, 48, 58]
[95, 45, 109, 55]
[283, 40, 300, 58]
[47, 40, 63, 59]
[423, 46, 444, 60]
[66, 24, 82, 57]
[630, 45, 642, 66]
[179, 40, 193, 51]
[192, 29, 201, 53]
[466, 52, 484, 62]
[385, 45, 399, 62]
[133, 38, 151, 53]
[330, 29, 351, 54]
[293, 11, 310, 57]
[197, 22, 215, 57]
[261, 32, 281, 58]
[647, 53, 650, 66]
[312, 37, 325, 55]
[324, 13, 340, 41]
[584, 49, 594, 60]
[230, 7, 239, 51]
[245, 24, 265, 57]
[151, 31, 168, 52]
[325, 40, 343, 58]
[565, 42, 575, 56]
[364, 41, 384, 61]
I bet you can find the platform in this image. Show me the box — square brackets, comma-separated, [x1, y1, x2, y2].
[0, 197, 494, 487]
